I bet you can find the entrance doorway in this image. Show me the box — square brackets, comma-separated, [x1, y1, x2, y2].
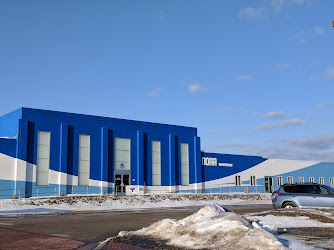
[115, 174, 130, 195]
[264, 176, 274, 193]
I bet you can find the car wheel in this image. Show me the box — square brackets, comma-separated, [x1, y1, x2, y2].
[282, 202, 296, 209]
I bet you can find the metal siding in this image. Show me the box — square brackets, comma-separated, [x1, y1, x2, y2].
[0, 138, 17, 158]
[0, 108, 22, 138]
[202, 152, 267, 182]
[18, 108, 197, 186]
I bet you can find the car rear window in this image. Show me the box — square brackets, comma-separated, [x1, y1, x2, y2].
[283, 186, 294, 193]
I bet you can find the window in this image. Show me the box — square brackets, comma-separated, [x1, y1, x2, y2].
[287, 176, 293, 184]
[309, 177, 314, 183]
[36, 131, 51, 186]
[78, 134, 90, 186]
[295, 185, 312, 193]
[319, 186, 331, 195]
[180, 143, 189, 186]
[250, 176, 256, 186]
[152, 141, 161, 186]
[312, 185, 330, 195]
[330, 177, 334, 187]
[298, 177, 304, 184]
[277, 176, 283, 186]
[319, 177, 324, 184]
[283, 186, 294, 193]
[235, 175, 241, 186]
[114, 138, 131, 171]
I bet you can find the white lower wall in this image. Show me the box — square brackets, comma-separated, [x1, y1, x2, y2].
[204, 158, 320, 188]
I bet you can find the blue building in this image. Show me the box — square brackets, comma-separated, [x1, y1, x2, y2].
[0, 107, 333, 199]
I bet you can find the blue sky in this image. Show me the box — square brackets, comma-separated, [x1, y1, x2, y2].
[1, 0, 334, 161]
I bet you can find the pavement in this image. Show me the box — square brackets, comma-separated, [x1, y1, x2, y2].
[103, 242, 150, 249]
[0, 205, 273, 249]
[0, 227, 86, 250]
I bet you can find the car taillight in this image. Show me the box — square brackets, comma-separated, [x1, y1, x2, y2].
[274, 192, 280, 198]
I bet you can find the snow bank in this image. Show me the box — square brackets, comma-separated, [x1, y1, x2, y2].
[118, 204, 286, 250]
[0, 193, 271, 214]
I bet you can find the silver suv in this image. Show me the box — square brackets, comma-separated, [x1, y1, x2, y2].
[272, 183, 334, 209]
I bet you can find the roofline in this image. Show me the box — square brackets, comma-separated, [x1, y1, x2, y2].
[0, 108, 23, 121]
[20, 107, 197, 132]
[201, 151, 266, 159]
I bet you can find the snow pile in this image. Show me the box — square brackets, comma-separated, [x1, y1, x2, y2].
[118, 204, 286, 250]
[0, 193, 271, 214]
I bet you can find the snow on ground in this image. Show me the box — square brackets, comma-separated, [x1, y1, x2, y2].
[117, 204, 286, 250]
[250, 214, 334, 228]
[245, 209, 334, 250]
[0, 193, 271, 214]
[110, 205, 334, 250]
[1, 193, 333, 249]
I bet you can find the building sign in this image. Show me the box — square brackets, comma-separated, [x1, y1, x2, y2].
[202, 157, 217, 166]
[202, 157, 233, 167]
[218, 163, 233, 167]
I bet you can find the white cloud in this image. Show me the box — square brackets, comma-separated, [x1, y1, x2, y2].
[314, 26, 324, 35]
[290, 135, 334, 150]
[272, 0, 310, 13]
[147, 88, 162, 98]
[314, 104, 324, 112]
[255, 123, 279, 130]
[255, 118, 305, 130]
[271, 0, 285, 13]
[217, 143, 334, 162]
[234, 75, 253, 81]
[239, 7, 265, 20]
[188, 84, 208, 93]
[290, 0, 305, 5]
[216, 107, 233, 112]
[291, 26, 323, 43]
[291, 31, 306, 43]
[153, 10, 165, 21]
[292, 31, 304, 39]
[274, 63, 291, 70]
[281, 119, 306, 126]
[263, 111, 285, 119]
[327, 68, 334, 80]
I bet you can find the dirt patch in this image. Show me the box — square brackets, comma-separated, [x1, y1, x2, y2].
[278, 227, 334, 250]
[24, 193, 270, 207]
[108, 235, 194, 250]
[282, 227, 334, 238]
[0, 228, 86, 250]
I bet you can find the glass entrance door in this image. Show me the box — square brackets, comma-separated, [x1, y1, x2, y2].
[264, 177, 273, 193]
[115, 174, 130, 195]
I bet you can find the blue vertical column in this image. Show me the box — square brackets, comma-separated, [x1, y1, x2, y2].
[136, 130, 144, 187]
[108, 129, 114, 192]
[59, 123, 68, 195]
[15, 119, 28, 198]
[168, 134, 176, 188]
[194, 136, 202, 193]
[101, 127, 109, 194]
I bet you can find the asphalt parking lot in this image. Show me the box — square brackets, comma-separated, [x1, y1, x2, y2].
[0, 205, 273, 249]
